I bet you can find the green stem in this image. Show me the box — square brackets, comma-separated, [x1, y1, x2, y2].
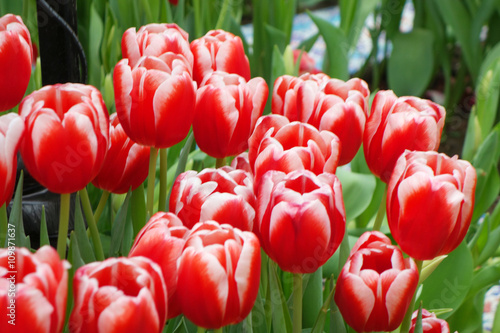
[93, 190, 110, 224]
[0, 204, 7, 247]
[147, 147, 158, 218]
[372, 184, 388, 231]
[57, 193, 71, 259]
[79, 187, 105, 261]
[215, 0, 231, 30]
[213, 329, 223, 333]
[193, 0, 203, 38]
[197, 327, 206, 333]
[399, 260, 424, 333]
[158, 149, 168, 212]
[293, 273, 303, 333]
[215, 157, 227, 168]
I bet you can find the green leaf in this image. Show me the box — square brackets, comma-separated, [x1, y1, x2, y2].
[269, 261, 293, 333]
[9, 172, 30, 249]
[73, 194, 96, 264]
[434, 0, 479, 80]
[307, 11, 349, 80]
[476, 215, 500, 266]
[387, 29, 435, 96]
[472, 165, 500, 223]
[39, 206, 50, 247]
[297, 33, 320, 53]
[302, 267, 323, 329]
[414, 304, 423, 333]
[131, 183, 147, 237]
[109, 191, 132, 257]
[167, 132, 195, 202]
[475, 60, 500, 142]
[417, 242, 473, 319]
[336, 167, 377, 223]
[87, 3, 104, 88]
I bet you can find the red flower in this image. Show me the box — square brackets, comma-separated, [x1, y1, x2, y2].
[363, 90, 445, 182]
[248, 115, 340, 181]
[292, 49, 320, 75]
[387, 150, 476, 260]
[0, 113, 24, 206]
[92, 113, 150, 194]
[177, 221, 261, 329]
[121, 23, 192, 68]
[230, 152, 252, 174]
[129, 212, 190, 319]
[114, 54, 196, 149]
[272, 74, 369, 165]
[69, 257, 167, 333]
[193, 72, 267, 158]
[256, 170, 345, 273]
[191, 30, 250, 85]
[0, 246, 69, 333]
[410, 309, 452, 333]
[0, 14, 32, 111]
[335, 232, 419, 332]
[169, 166, 256, 231]
[19, 83, 109, 194]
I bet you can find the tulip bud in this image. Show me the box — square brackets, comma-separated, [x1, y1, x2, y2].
[191, 30, 250, 85]
[193, 72, 268, 158]
[18, 83, 109, 194]
[335, 232, 419, 332]
[0, 14, 32, 111]
[169, 166, 256, 231]
[249, 115, 340, 181]
[272, 74, 369, 165]
[69, 257, 167, 333]
[129, 212, 189, 319]
[121, 23, 193, 69]
[0, 246, 69, 333]
[114, 54, 196, 149]
[363, 90, 445, 182]
[387, 150, 476, 260]
[256, 170, 345, 273]
[410, 309, 453, 333]
[177, 221, 261, 329]
[92, 113, 150, 194]
[0, 113, 25, 206]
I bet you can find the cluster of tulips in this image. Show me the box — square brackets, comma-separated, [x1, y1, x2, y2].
[0, 12, 476, 333]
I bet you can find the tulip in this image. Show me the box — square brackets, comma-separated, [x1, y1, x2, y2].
[272, 74, 369, 165]
[0, 113, 25, 207]
[177, 221, 261, 329]
[191, 30, 250, 85]
[114, 54, 196, 149]
[128, 212, 190, 319]
[230, 152, 252, 174]
[193, 72, 267, 158]
[256, 170, 345, 273]
[92, 113, 150, 194]
[0, 14, 32, 111]
[410, 309, 452, 333]
[292, 49, 320, 75]
[248, 115, 340, 181]
[69, 256, 167, 333]
[0, 246, 69, 333]
[18, 83, 109, 194]
[387, 150, 476, 260]
[335, 232, 419, 332]
[363, 90, 446, 182]
[121, 23, 193, 68]
[169, 166, 256, 231]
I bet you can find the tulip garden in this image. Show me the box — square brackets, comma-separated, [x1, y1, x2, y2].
[1, 0, 500, 332]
